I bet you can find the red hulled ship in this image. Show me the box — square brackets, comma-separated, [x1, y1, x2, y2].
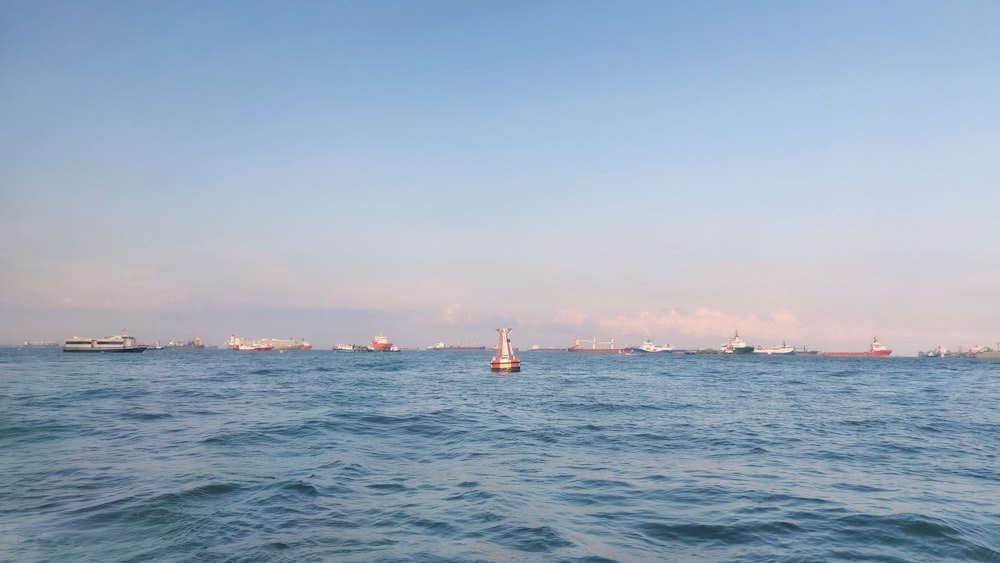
[822, 337, 892, 357]
[370, 333, 398, 352]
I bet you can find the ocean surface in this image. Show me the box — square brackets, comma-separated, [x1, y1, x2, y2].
[1, 349, 998, 562]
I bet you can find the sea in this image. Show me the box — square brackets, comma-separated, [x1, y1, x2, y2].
[1, 349, 998, 562]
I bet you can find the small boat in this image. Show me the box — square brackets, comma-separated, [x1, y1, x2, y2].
[632, 339, 677, 353]
[721, 331, 754, 354]
[63, 333, 147, 353]
[822, 337, 892, 357]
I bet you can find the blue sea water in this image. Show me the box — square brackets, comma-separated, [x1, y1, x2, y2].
[1, 349, 998, 562]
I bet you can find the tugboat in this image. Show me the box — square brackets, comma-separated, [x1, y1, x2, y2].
[370, 333, 399, 352]
[490, 327, 520, 373]
[722, 331, 754, 354]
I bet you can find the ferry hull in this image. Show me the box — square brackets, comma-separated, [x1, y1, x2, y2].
[63, 347, 147, 353]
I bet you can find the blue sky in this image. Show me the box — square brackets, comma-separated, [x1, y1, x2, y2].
[2, 1, 999, 354]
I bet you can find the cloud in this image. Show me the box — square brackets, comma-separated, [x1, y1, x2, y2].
[440, 303, 463, 323]
[599, 308, 803, 343]
[553, 309, 588, 326]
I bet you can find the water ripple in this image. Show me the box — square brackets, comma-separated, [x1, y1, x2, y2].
[1, 350, 998, 561]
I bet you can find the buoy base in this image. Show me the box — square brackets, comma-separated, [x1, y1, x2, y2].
[490, 360, 520, 373]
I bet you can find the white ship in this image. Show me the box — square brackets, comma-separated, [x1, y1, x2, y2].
[753, 343, 796, 355]
[632, 339, 677, 353]
[227, 335, 312, 351]
[63, 334, 147, 353]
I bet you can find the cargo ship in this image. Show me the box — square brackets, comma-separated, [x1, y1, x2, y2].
[427, 341, 487, 351]
[227, 335, 312, 351]
[722, 331, 754, 354]
[821, 337, 892, 357]
[974, 344, 1000, 359]
[567, 337, 633, 354]
[63, 334, 147, 353]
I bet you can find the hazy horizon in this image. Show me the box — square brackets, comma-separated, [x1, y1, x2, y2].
[3, 1, 999, 356]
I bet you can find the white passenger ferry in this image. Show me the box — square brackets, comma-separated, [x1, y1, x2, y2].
[63, 334, 147, 353]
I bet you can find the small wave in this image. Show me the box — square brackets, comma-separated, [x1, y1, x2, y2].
[119, 411, 173, 422]
[486, 524, 575, 553]
[638, 519, 800, 546]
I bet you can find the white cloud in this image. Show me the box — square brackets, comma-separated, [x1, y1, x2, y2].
[599, 308, 804, 343]
[553, 309, 588, 326]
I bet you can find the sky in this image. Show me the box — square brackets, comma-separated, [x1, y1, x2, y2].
[2, 1, 999, 355]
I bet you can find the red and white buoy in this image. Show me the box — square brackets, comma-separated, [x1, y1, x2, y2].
[490, 327, 520, 373]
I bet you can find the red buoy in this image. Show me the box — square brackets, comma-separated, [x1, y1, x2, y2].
[490, 327, 521, 373]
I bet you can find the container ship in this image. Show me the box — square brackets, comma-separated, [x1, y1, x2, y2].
[821, 337, 892, 357]
[567, 337, 633, 354]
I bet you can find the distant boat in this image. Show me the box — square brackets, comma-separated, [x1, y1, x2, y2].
[370, 333, 399, 352]
[632, 339, 677, 353]
[63, 334, 147, 353]
[721, 331, 754, 354]
[793, 346, 822, 356]
[237, 342, 273, 352]
[227, 335, 311, 351]
[567, 337, 633, 354]
[822, 337, 892, 357]
[19, 341, 61, 350]
[333, 343, 372, 352]
[426, 341, 486, 351]
[165, 336, 212, 350]
[754, 343, 796, 355]
[974, 344, 1000, 359]
[918, 345, 949, 358]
